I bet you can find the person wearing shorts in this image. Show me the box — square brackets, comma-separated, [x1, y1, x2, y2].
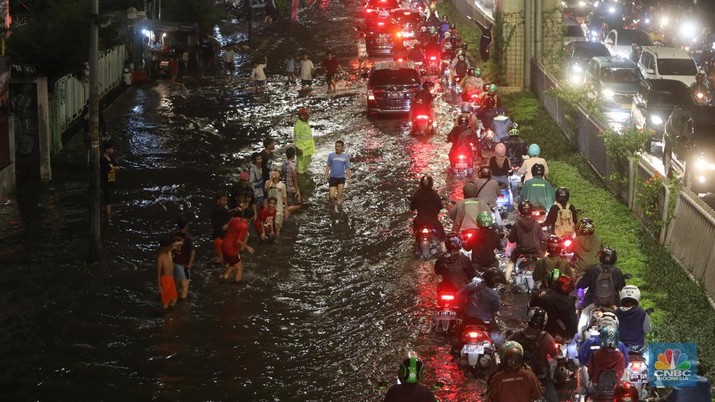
[300, 53, 315, 88]
[323, 50, 339, 92]
[250, 56, 268, 94]
[222, 216, 254, 283]
[282, 147, 303, 219]
[324, 140, 352, 207]
[264, 169, 288, 237]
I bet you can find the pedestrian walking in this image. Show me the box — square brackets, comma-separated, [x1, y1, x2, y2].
[324, 140, 352, 207]
[299, 52, 315, 88]
[293, 108, 315, 174]
[211, 193, 231, 266]
[231, 172, 258, 219]
[249, 152, 266, 206]
[323, 50, 339, 92]
[173, 217, 195, 300]
[221, 216, 255, 283]
[157, 237, 179, 310]
[282, 147, 302, 218]
[260, 138, 276, 185]
[223, 45, 236, 81]
[357, 32, 368, 71]
[100, 142, 122, 216]
[285, 54, 296, 86]
[264, 169, 288, 237]
[250, 56, 268, 94]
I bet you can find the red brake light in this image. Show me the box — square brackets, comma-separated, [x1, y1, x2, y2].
[421, 227, 430, 234]
[458, 154, 465, 160]
[471, 94, 479, 99]
[416, 115, 429, 120]
[440, 294, 455, 301]
[430, 56, 437, 60]
[466, 232, 473, 239]
[468, 331, 479, 339]
[397, 58, 404, 62]
[404, 11, 411, 15]
[563, 239, 573, 248]
[378, 21, 384, 26]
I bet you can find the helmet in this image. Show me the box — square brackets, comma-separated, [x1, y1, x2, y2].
[488, 84, 497, 94]
[508, 127, 520, 137]
[443, 41, 452, 50]
[457, 114, 469, 126]
[494, 143, 506, 157]
[460, 103, 472, 113]
[474, 67, 482, 77]
[599, 247, 617, 265]
[576, 218, 595, 235]
[477, 211, 493, 228]
[483, 267, 507, 288]
[419, 175, 434, 191]
[528, 143, 541, 157]
[527, 307, 548, 329]
[501, 341, 524, 370]
[450, 23, 456, 30]
[546, 235, 563, 254]
[298, 107, 310, 116]
[445, 234, 463, 252]
[597, 311, 620, 330]
[696, 72, 705, 82]
[555, 187, 570, 204]
[518, 200, 533, 216]
[531, 163, 545, 177]
[553, 274, 574, 295]
[599, 326, 619, 348]
[478, 166, 492, 179]
[444, 31, 451, 39]
[619, 285, 641, 304]
[399, 351, 425, 384]
[614, 381, 640, 402]
[463, 182, 479, 198]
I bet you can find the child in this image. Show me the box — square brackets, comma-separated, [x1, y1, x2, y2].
[282, 147, 302, 219]
[250, 56, 268, 94]
[285, 55, 296, 85]
[173, 218, 195, 300]
[264, 169, 288, 237]
[249, 152, 265, 207]
[615, 285, 651, 349]
[255, 196, 278, 242]
[222, 216, 255, 283]
[324, 140, 352, 207]
[157, 237, 179, 310]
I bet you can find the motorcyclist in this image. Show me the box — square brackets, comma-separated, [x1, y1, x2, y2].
[418, 25, 431, 44]
[477, 84, 500, 129]
[449, 181, 492, 233]
[486, 341, 544, 401]
[519, 144, 549, 181]
[577, 247, 626, 308]
[457, 268, 507, 334]
[614, 285, 651, 349]
[508, 307, 559, 402]
[654, 361, 713, 402]
[613, 381, 639, 402]
[503, 126, 528, 168]
[423, 37, 441, 63]
[384, 351, 436, 402]
[450, 53, 470, 86]
[689, 72, 711, 104]
[460, 68, 484, 101]
[543, 187, 578, 236]
[409, 175, 446, 242]
[628, 43, 642, 63]
[533, 235, 574, 287]
[410, 82, 434, 122]
[505, 200, 544, 282]
[439, 30, 452, 50]
[408, 43, 425, 64]
[468, 212, 504, 272]
[490, 111, 512, 144]
[488, 143, 512, 187]
[586, 327, 626, 401]
[578, 310, 629, 364]
[529, 274, 578, 341]
[454, 103, 480, 131]
[571, 217, 604, 275]
[447, 114, 477, 170]
[472, 166, 501, 213]
[434, 234, 475, 291]
[438, 17, 451, 41]
[520, 164, 555, 210]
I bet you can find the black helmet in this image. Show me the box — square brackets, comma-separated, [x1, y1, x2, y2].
[458, 114, 469, 127]
[531, 163, 545, 177]
[599, 247, 617, 265]
[501, 341, 524, 370]
[546, 235, 563, 254]
[483, 267, 507, 288]
[477, 166, 492, 179]
[555, 187, 570, 204]
[518, 200, 533, 216]
[419, 175, 434, 191]
[399, 351, 425, 384]
[445, 234, 462, 252]
[576, 217, 595, 235]
[527, 306, 548, 329]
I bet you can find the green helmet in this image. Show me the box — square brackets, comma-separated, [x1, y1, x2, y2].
[501, 341, 524, 370]
[477, 212, 493, 228]
[474, 67, 482, 77]
[488, 84, 497, 94]
[508, 127, 519, 137]
[543, 268, 562, 289]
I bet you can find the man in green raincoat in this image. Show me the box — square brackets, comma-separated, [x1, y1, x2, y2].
[520, 163, 555, 210]
[294, 107, 315, 174]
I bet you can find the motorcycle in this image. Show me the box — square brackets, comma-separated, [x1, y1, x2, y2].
[414, 225, 443, 260]
[433, 282, 460, 335]
[512, 252, 540, 294]
[495, 183, 513, 213]
[459, 228, 478, 260]
[693, 89, 712, 105]
[459, 324, 499, 373]
[426, 55, 440, 75]
[452, 74, 464, 94]
[449, 147, 474, 178]
[411, 112, 436, 136]
[508, 170, 523, 204]
[627, 346, 651, 400]
[476, 128, 495, 157]
[552, 336, 578, 386]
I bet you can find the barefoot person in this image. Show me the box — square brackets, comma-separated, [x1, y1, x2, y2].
[222, 216, 255, 283]
[157, 237, 179, 310]
[173, 217, 195, 300]
[324, 140, 352, 206]
[293, 108, 315, 175]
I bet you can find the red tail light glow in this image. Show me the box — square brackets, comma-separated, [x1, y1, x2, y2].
[421, 227, 430, 234]
[563, 239, 573, 248]
[466, 232, 473, 239]
[404, 11, 411, 15]
[458, 154, 465, 160]
[440, 294, 455, 301]
[378, 21, 384, 26]
[429, 56, 437, 60]
[468, 331, 479, 339]
[416, 115, 429, 120]
[397, 58, 404, 62]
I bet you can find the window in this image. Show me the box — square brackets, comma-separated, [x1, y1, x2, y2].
[369, 69, 420, 86]
[600, 68, 639, 83]
[616, 30, 653, 46]
[656, 59, 697, 76]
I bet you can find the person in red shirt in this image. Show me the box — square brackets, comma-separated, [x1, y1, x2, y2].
[587, 326, 626, 401]
[221, 216, 255, 282]
[255, 197, 278, 242]
[323, 50, 339, 92]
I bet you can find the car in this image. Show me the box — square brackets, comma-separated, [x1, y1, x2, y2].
[563, 23, 587, 45]
[637, 46, 699, 88]
[631, 79, 692, 149]
[563, 0, 593, 22]
[563, 41, 610, 85]
[583, 6, 627, 42]
[662, 105, 715, 193]
[584, 56, 640, 123]
[604, 28, 653, 58]
[390, 8, 421, 47]
[362, 18, 399, 57]
[364, 0, 400, 18]
[366, 61, 421, 114]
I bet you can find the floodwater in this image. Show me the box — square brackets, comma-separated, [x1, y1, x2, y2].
[0, 2, 543, 401]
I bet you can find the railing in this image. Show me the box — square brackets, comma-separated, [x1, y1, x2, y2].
[531, 59, 715, 302]
[50, 45, 126, 153]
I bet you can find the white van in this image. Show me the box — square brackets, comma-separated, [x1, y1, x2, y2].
[637, 46, 699, 88]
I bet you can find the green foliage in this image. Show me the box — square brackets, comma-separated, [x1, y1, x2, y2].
[491, 10, 522, 86]
[545, 84, 601, 139]
[635, 173, 664, 233]
[600, 126, 648, 195]
[541, 7, 565, 75]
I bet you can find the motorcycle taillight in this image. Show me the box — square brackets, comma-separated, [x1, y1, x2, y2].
[420, 227, 430, 234]
[440, 294, 455, 302]
[430, 56, 437, 60]
[416, 115, 429, 120]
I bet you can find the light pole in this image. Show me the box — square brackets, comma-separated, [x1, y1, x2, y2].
[89, 0, 101, 261]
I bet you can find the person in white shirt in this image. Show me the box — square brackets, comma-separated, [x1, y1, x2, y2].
[299, 52, 315, 88]
[223, 46, 236, 81]
[250, 56, 268, 94]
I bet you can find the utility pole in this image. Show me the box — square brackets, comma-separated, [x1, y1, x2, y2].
[89, 0, 101, 261]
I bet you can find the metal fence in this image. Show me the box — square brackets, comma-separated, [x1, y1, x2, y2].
[50, 45, 126, 153]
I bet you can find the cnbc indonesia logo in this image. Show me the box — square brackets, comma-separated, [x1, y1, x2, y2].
[653, 348, 692, 381]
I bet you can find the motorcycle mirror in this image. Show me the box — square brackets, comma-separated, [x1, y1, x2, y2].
[624, 273, 633, 280]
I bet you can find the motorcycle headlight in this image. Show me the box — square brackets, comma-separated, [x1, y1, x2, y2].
[649, 115, 663, 125]
[602, 88, 615, 98]
[571, 64, 583, 73]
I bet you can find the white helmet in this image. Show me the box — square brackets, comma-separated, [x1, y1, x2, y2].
[444, 31, 451, 39]
[620, 285, 641, 304]
[596, 311, 619, 330]
[443, 42, 452, 50]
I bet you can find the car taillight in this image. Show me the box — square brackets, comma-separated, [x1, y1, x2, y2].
[368, 90, 376, 101]
[440, 294, 455, 301]
[468, 331, 479, 339]
[416, 115, 429, 120]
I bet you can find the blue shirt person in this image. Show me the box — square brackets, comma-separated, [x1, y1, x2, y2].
[324, 140, 352, 207]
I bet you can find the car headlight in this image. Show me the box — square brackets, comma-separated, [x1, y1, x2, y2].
[602, 88, 615, 98]
[578, 0, 586, 6]
[571, 64, 583, 73]
[681, 22, 697, 39]
[608, 6, 616, 14]
[649, 115, 663, 125]
[695, 157, 715, 171]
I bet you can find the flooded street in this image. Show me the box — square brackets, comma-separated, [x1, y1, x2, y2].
[1, 2, 536, 401]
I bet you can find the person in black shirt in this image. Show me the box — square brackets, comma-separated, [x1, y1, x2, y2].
[260, 138, 276, 185]
[100, 142, 121, 215]
[409, 175, 445, 241]
[211, 193, 231, 265]
[231, 172, 258, 219]
[469, 212, 504, 271]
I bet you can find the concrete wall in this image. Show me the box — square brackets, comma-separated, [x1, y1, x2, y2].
[0, 117, 14, 200]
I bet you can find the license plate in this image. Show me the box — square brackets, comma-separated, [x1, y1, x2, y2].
[387, 92, 402, 99]
[455, 162, 468, 169]
[376, 37, 388, 44]
[463, 344, 484, 354]
[629, 373, 647, 383]
[378, 10, 389, 17]
[435, 310, 456, 317]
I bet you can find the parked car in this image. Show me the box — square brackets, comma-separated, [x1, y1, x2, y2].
[563, 41, 610, 84]
[604, 28, 653, 58]
[637, 46, 699, 88]
[366, 61, 421, 114]
[584, 56, 640, 122]
[362, 18, 399, 58]
[631, 79, 692, 149]
[662, 105, 715, 193]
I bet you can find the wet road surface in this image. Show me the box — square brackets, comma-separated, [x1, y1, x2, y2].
[1, 2, 550, 401]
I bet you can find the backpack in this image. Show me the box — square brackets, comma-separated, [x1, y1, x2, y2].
[455, 60, 467, 76]
[554, 203, 575, 236]
[520, 330, 547, 377]
[593, 265, 617, 306]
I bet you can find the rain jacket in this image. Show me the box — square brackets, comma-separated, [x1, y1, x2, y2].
[521, 177, 555, 209]
[572, 233, 603, 273]
[293, 119, 315, 156]
[507, 216, 542, 254]
[491, 115, 512, 143]
[449, 198, 491, 233]
[529, 288, 578, 340]
[458, 281, 500, 323]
